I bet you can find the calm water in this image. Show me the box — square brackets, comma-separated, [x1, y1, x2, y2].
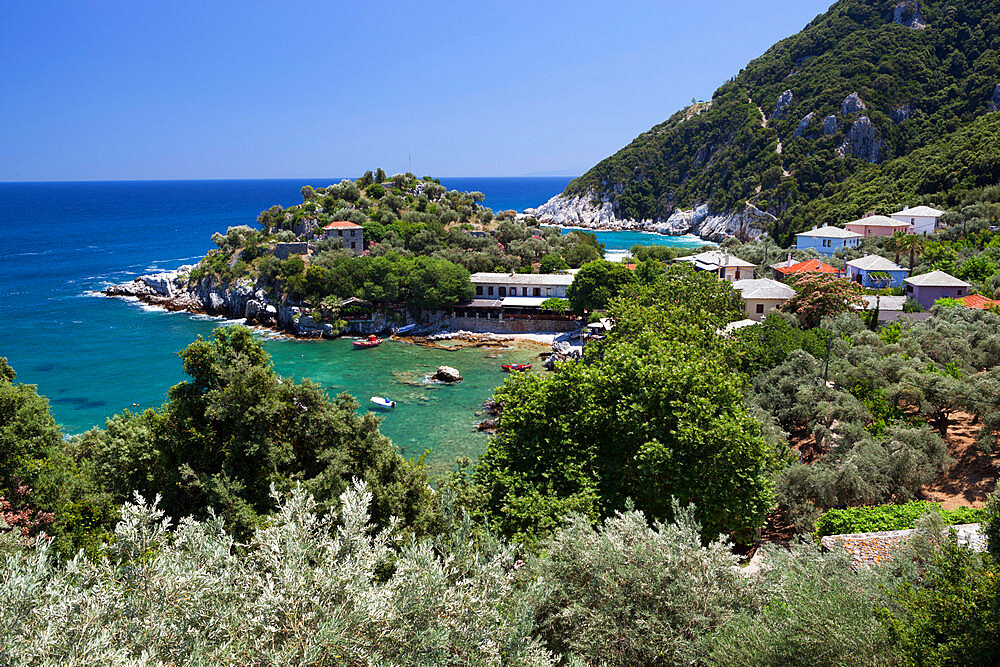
[0, 177, 706, 467]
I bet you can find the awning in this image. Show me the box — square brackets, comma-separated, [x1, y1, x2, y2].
[501, 296, 550, 308]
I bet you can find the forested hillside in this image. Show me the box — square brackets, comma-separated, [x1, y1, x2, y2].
[560, 0, 1000, 243]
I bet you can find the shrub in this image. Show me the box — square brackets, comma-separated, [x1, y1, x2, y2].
[814, 501, 987, 537]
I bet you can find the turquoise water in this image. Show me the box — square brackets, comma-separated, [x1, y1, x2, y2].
[558, 228, 714, 254]
[0, 178, 709, 467]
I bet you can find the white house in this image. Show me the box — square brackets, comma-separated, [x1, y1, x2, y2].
[794, 224, 863, 256]
[674, 250, 756, 282]
[469, 272, 573, 303]
[732, 278, 796, 321]
[890, 205, 945, 236]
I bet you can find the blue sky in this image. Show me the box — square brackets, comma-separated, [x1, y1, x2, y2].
[1, 1, 833, 180]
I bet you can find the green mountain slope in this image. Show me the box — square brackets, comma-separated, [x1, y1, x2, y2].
[554, 0, 1000, 244]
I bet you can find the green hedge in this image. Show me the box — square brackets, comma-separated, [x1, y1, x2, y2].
[814, 501, 986, 538]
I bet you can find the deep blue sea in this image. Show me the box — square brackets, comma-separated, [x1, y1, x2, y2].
[0, 178, 707, 465]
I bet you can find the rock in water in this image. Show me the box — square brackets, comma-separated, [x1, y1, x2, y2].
[434, 366, 462, 383]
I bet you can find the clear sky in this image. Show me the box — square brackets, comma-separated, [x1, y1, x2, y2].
[1, 1, 834, 181]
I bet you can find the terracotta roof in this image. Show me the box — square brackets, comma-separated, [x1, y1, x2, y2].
[322, 220, 363, 230]
[771, 259, 843, 275]
[959, 294, 1000, 309]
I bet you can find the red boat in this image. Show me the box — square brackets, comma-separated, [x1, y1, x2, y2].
[353, 334, 382, 349]
[501, 363, 531, 372]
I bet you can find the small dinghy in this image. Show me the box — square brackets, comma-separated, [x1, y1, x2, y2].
[354, 334, 382, 349]
[501, 363, 532, 372]
[370, 396, 396, 410]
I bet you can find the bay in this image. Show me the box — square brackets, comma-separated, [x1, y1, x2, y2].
[0, 177, 708, 466]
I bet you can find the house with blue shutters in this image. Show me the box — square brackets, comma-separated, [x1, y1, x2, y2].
[845, 255, 910, 288]
[794, 224, 863, 256]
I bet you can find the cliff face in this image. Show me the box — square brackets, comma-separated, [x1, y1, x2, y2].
[535, 0, 1000, 243]
[104, 268, 343, 338]
[524, 196, 773, 242]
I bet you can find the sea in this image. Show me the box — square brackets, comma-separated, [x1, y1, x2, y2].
[0, 178, 709, 468]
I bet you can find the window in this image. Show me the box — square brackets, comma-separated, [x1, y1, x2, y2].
[476, 286, 483, 296]
[350, 230, 356, 237]
[522, 287, 528, 296]
[351, 242, 356, 249]
[497, 286, 503, 297]
[957, 289, 964, 296]
[338, 230, 343, 237]
[488, 286, 495, 296]
[735, 269, 741, 279]
[906, 284, 913, 292]
[755, 304, 765, 314]
[533, 288, 540, 296]
[546, 287, 551, 296]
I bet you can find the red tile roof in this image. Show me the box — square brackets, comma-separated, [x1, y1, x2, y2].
[322, 220, 363, 230]
[772, 259, 844, 275]
[959, 294, 1000, 309]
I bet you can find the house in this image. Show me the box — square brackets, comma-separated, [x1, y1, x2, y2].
[770, 257, 844, 281]
[890, 205, 945, 236]
[794, 224, 863, 256]
[904, 270, 971, 309]
[674, 250, 756, 281]
[845, 255, 910, 288]
[957, 294, 1000, 310]
[469, 272, 573, 302]
[844, 214, 910, 238]
[732, 278, 796, 321]
[321, 221, 365, 255]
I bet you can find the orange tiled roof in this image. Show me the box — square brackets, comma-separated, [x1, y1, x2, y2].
[959, 294, 1000, 309]
[772, 259, 843, 275]
[322, 220, 363, 230]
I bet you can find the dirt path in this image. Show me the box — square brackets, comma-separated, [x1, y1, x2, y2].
[923, 411, 1000, 509]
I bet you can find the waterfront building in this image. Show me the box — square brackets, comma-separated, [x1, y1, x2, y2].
[890, 205, 945, 236]
[794, 224, 862, 256]
[673, 250, 755, 281]
[904, 270, 971, 309]
[469, 272, 573, 301]
[321, 220, 365, 255]
[731, 277, 796, 321]
[844, 214, 910, 238]
[845, 255, 910, 288]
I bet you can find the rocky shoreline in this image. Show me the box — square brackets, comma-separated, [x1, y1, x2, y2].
[102, 266, 349, 338]
[101, 271, 584, 362]
[523, 193, 772, 242]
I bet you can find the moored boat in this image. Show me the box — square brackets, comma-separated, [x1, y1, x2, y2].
[501, 363, 532, 372]
[354, 334, 382, 349]
[370, 396, 396, 409]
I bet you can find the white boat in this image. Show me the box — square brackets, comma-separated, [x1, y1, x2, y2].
[370, 396, 396, 410]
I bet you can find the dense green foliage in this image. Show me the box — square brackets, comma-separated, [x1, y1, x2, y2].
[814, 500, 986, 537]
[564, 0, 1000, 243]
[192, 172, 603, 322]
[476, 266, 775, 545]
[0, 329, 440, 552]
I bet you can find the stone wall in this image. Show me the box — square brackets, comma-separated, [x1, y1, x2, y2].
[448, 314, 579, 333]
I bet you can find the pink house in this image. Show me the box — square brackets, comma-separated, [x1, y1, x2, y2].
[844, 214, 910, 238]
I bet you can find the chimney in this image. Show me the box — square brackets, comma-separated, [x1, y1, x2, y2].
[822, 222, 828, 228]
[786, 252, 792, 268]
[903, 205, 909, 211]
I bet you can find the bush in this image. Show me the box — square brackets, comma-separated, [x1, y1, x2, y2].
[814, 501, 986, 538]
